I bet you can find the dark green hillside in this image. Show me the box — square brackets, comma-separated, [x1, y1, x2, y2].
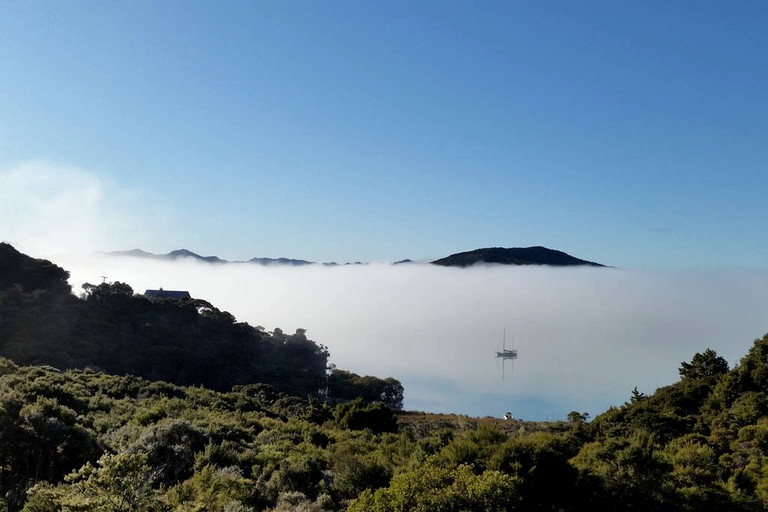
[432, 246, 605, 267]
[0, 244, 402, 406]
[6, 243, 768, 511]
[352, 336, 768, 512]
[0, 243, 71, 294]
[2, 325, 768, 511]
[0, 359, 582, 512]
[0, 361, 402, 511]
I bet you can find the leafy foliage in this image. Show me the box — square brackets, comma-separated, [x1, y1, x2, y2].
[0, 245, 342, 399]
[335, 398, 398, 434]
[327, 369, 404, 409]
[348, 461, 518, 512]
[679, 349, 729, 381]
[2, 332, 768, 512]
[0, 243, 71, 295]
[6, 244, 768, 510]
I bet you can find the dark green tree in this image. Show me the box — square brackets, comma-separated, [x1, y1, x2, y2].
[80, 281, 134, 303]
[679, 349, 729, 381]
[349, 462, 517, 512]
[128, 419, 206, 485]
[327, 370, 404, 409]
[335, 398, 398, 434]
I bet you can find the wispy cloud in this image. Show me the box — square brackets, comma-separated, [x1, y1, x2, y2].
[0, 161, 174, 256]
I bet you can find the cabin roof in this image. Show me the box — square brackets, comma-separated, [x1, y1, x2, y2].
[143, 288, 191, 300]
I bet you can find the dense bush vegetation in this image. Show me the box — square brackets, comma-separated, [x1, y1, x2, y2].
[0, 243, 400, 404]
[4, 337, 768, 511]
[3, 243, 768, 510]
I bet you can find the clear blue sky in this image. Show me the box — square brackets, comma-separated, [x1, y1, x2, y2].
[1, 1, 766, 268]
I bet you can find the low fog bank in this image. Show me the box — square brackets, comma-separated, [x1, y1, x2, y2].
[51, 252, 768, 421]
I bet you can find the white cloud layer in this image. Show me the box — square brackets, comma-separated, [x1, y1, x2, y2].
[4, 161, 767, 420]
[0, 161, 171, 256]
[50, 252, 768, 421]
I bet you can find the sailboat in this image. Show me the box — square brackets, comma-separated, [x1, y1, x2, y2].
[495, 329, 518, 379]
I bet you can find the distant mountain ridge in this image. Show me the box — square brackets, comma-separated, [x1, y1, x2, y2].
[108, 246, 606, 267]
[431, 246, 606, 267]
[108, 249, 314, 266]
[249, 257, 314, 266]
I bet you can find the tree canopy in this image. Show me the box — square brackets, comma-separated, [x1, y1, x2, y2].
[0, 244, 403, 405]
[5, 244, 768, 511]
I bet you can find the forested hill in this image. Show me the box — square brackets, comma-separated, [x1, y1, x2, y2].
[5, 243, 768, 510]
[431, 246, 605, 267]
[0, 242, 72, 293]
[0, 243, 402, 407]
[5, 334, 768, 511]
